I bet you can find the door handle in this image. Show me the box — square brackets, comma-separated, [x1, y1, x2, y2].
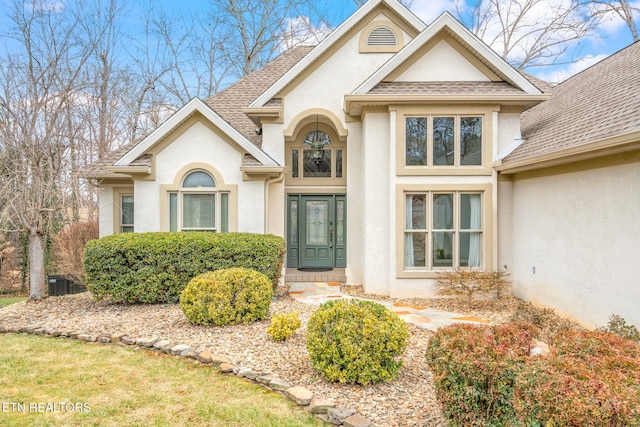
[329, 222, 333, 248]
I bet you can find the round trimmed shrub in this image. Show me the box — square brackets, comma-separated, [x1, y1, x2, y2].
[306, 299, 409, 385]
[179, 268, 273, 326]
[267, 311, 302, 341]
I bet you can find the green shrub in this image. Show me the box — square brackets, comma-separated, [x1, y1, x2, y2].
[267, 311, 301, 341]
[597, 314, 640, 343]
[306, 299, 409, 385]
[434, 269, 511, 301]
[83, 232, 285, 303]
[179, 268, 273, 326]
[425, 322, 538, 426]
[514, 330, 640, 426]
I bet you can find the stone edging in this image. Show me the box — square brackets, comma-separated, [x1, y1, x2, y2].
[0, 325, 375, 427]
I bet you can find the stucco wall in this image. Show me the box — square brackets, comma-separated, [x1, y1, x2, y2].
[98, 185, 115, 238]
[396, 39, 490, 82]
[136, 119, 265, 233]
[509, 152, 640, 329]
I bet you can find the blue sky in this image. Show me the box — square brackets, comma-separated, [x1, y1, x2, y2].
[0, 0, 638, 83]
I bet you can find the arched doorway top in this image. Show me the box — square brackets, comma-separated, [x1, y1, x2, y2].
[284, 109, 348, 143]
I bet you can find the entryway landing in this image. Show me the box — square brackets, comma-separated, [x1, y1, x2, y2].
[284, 268, 346, 283]
[287, 282, 490, 331]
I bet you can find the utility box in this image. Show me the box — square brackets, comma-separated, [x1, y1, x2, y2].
[48, 275, 87, 296]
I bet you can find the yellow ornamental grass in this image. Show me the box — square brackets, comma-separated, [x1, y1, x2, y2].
[179, 268, 273, 326]
[267, 311, 302, 341]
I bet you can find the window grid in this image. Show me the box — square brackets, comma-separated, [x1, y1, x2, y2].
[405, 115, 482, 167]
[168, 170, 228, 232]
[404, 191, 483, 270]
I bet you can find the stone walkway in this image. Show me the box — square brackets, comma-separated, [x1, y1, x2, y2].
[288, 282, 489, 331]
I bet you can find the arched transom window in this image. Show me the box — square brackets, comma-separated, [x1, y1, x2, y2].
[287, 123, 346, 185]
[168, 170, 229, 232]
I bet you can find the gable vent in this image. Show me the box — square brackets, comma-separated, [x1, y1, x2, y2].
[367, 26, 397, 46]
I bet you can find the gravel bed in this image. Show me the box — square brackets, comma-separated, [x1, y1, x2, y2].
[0, 287, 550, 426]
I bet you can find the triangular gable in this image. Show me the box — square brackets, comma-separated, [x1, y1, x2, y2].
[249, 0, 426, 108]
[115, 98, 278, 168]
[353, 12, 543, 95]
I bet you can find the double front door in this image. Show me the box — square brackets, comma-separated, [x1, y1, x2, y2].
[287, 195, 346, 269]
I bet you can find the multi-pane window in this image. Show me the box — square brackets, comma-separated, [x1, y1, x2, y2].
[405, 192, 482, 269]
[290, 130, 344, 180]
[406, 116, 482, 166]
[169, 170, 228, 232]
[120, 194, 134, 233]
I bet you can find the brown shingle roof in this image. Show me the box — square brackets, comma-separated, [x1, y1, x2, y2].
[80, 138, 144, 178]
[204, 46, 314, 146]
[506, 41, 640, 163]
[368, 81, 529, 95]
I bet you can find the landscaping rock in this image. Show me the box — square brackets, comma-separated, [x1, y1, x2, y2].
[171, 344, 191, 356]
[210, 355, 232, 367]
[530, 339, 551, 357]
[152, 339, 171, 350]
[327, 408, 357, 425]
[285, 386, 313, 406]
[343, 414, 375, 427]
[110, 333, 125, 343]
[136, 337, 159, 347]
[196, 350, 213, 364]
[234, 366, 253, 378]
[256, 375, 278, 385]
[97, 336, 111, 344]
[219, 363, 234, 373]
[268, 378, 291, 391]
[308, 398, 334, 414]
[182, 348, 199, 359]
[78, 334, 98, 342]
[121, 336, 137, 345]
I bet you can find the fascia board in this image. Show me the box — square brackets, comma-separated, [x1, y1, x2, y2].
[115, 98, 277, 167]
[344, 93, 550, 115]
[354, 12, 542, 95]
[495, 130, 640, 173]
[249, 0, 426, 109]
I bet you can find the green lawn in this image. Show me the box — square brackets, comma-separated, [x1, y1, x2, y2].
[0, 297, 27, 307]
[0, 334, 325, 426]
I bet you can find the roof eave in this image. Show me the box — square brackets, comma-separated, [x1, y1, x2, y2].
[115, 98, 277, 168]
[242, 106, 283, 127]
[496, 130, 640, 174]
[344, 93, 550, 116]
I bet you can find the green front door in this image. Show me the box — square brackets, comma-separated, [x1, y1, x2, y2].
[287, 195, 346, 269]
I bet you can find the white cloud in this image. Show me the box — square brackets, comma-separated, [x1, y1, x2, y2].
[25, 0, 65, 13]
[589, 0, 640, 38]
[535, 53, 609, 84]
[278, 16, 332, 51]
[409, 0, 457, 24]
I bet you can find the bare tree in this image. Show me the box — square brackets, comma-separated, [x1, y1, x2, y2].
[219, 0, 328, 77]
[0, 0, 93, 299]
[590, 0, 639, 41]
[454, 0, 603, 69]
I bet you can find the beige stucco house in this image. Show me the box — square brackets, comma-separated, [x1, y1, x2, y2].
[85, 0, 640, 329]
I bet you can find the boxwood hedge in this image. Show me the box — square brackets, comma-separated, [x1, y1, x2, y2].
[83, 232, 285, 303]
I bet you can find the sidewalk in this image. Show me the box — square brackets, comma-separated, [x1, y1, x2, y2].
[288, 282, 489, 331]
